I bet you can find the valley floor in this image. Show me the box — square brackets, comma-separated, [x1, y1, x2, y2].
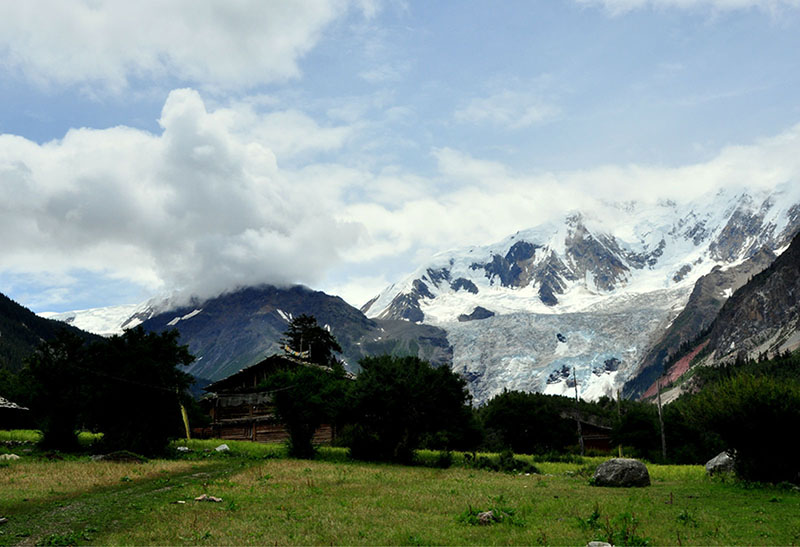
[1, 438, 799, 546]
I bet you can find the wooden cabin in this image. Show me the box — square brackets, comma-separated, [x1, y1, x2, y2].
[560, 409, 614, 453]
[198, 354, 337, 443]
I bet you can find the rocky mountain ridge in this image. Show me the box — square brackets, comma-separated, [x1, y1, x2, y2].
[134, 284, 452, 382]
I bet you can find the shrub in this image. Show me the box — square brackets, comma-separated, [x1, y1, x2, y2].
[688, 373, 800, 483]
[263, 365, 347, 459]
[346, 355, 478, 463]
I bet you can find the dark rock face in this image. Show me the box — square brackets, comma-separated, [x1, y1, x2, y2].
[426, 268, 451, 288]
[547, 365, 571, 385]
[556, 333, 567, 343]
[457, 306, 495, 322]
[705, 451, 735, 476]
[450, 278, 479, 294]
[708, 230, 800, 361]
[593, 357, 621, 376]
[564, 220, 630, 292]
[471, 240, 542, 289]
[592, 458, 651, 487]
[672, 264, 692, 283]
[376, 279, 436, 323]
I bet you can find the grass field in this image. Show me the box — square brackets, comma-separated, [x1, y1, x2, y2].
[2, 435, 799, 545]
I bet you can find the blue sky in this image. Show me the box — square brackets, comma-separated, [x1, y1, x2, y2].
[2, 0, 800, 312]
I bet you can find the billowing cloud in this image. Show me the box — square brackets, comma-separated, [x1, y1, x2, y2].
[0, 0, 369, 92]
[0, 89, 362, 304]
[4, 88, 800, 311]
[576, 0, 800, 14]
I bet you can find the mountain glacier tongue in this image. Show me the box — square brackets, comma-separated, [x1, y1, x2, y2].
[363, 183, 800, 404]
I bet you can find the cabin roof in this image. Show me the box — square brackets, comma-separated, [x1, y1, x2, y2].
[203, 353, 333, 394]
[0, 395, 28, 410]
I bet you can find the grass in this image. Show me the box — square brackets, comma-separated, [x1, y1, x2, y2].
[1, 432, 799, 545]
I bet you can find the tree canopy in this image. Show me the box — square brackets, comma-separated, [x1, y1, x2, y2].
[281, 314, 343, 369]
[346, 355, 479, 463]
[20, 327, 194, 455]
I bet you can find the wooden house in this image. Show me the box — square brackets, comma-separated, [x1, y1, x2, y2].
[560, 409, 614, 453]
[199, 354, 338, 444]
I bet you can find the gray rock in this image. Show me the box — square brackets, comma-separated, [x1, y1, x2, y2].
[592, 458, 650, 487]
[0, 454, 20, 461]
[705, 451, 735, 476]
[477, 510, 497, 525]
[215, 444, 230, 452]
[586, 542, 612, 547]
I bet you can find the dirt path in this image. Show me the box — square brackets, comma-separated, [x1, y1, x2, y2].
[1, 460, 245, 546]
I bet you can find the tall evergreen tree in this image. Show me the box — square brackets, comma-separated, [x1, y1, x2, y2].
[281, 314, 343, 369]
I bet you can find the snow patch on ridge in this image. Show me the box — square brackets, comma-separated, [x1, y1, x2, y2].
[167, 309, 203, 326]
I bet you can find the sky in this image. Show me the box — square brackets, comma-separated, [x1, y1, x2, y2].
[2, 0, 800, 313]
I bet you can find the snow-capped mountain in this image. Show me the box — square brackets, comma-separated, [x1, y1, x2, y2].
[362, 183, 800, 404]
[40, 301, 157, 337]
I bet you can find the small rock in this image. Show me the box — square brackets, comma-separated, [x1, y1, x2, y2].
[215, 444, 230, 452]
[705, 451, 735, 476]
[587, 542, 612, 547]
[195, 494, 223, 503]
[477, 510, 497, 525]
[0, 516, 8, 525]
[593, 458, 650, 487]
[177, 446, 190, 453]
[0, 454, 20, 461]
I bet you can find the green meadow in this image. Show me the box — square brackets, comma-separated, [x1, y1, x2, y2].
[2, 435, 799, 546]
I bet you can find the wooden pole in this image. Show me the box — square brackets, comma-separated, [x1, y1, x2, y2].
[617, 388, 623, 458]
[177, 388, 191, 442]
[572, 368, 584, 456]
[656, 376, 667, 462]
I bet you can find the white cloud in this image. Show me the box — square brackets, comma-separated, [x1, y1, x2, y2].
[454, 89, 559, 129]
[0, 0, 368, 92]
[576, 0, 800, 14]
[4, 87, 800, 312]
[0, 88, 363, 303]
[335, 122, 800, 268]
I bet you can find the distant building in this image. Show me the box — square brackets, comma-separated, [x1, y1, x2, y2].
[198, 354, 342, 443]
[560, 409, 613, 453]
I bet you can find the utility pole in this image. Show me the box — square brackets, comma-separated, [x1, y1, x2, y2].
[656, 376, 667, 462]
[572, 367, 584, 456]
[617, 388, 623, 458]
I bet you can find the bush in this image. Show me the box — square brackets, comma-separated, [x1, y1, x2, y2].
[463, 450, 540, 474]
[263, 365, 347, 459]
[346, 355, 479, 463]
[86, 328, 195, 456]
[23, 331, 89, 451]
[688, 373, 800, 483]
[480, 390, 578, 454]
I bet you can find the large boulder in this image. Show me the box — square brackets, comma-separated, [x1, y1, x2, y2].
[592, 458, 650, 487]
[705, 451, 735, 476]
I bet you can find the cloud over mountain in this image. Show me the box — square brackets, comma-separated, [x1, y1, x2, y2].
[0, 89, 362, 304]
